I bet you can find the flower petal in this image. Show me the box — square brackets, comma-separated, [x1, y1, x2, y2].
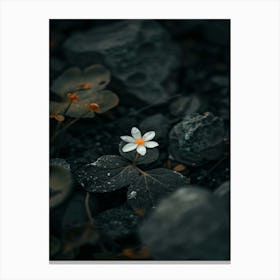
[131, 127, 141, 139]
[142, 131, 155, 141]
[120, 136, 135, 143]
[122, 143, 138, 152]
[137, 145, 147, 156]
[144, 141, 159, 148]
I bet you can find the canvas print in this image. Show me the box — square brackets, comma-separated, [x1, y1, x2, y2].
[50, 19, 230, 261]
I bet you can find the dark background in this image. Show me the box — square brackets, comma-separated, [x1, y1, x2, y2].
[50, 19, 230, 260]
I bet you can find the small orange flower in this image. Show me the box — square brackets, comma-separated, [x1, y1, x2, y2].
[85, 103, 100, 113]
[79, 83, 91, 90]
[67, 93, 79, 103]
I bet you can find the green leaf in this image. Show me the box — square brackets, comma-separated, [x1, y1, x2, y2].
[51, 64, 111, 98]
[119, 141, 159, 165]
[50, 65, 118, 118]
[127, 168, 189, 212]
[50, 90, 119, 119]
[75, 155, 139, 193]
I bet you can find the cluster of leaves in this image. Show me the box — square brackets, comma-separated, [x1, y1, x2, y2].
[74, 141, 190, 213]
[50, 64, 119, 119]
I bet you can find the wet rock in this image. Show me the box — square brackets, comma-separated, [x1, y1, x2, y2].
[139, 187, 230, 260]
[139, 114, 170, 141]
[63, 20, 181, 104]
[160, 20, 205, 38]
[169, 112, 225, 166]
[94, 205, 139, 239]
[62, 193, 89, 231]
[169, 95, 204, 117]
[214, 181, 230, 213]
[50, 57, 65, 80]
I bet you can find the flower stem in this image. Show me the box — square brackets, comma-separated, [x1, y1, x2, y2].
[51, 111, 92, 142]
[50, 121, 62, 143]
[132, 152, 140, 165]
[63, 100, 72, 115]
[85, 192, 94, 224]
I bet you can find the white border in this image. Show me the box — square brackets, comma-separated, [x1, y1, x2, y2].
[1, 0, 279, 279]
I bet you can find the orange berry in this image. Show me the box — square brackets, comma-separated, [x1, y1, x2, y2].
[67, 93, 79, 103]
[86, 103, 100, 112]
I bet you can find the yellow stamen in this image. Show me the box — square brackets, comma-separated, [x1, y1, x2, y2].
[135, 138, 145, 145]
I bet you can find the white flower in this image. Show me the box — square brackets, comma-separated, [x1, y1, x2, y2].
[120, 127, 159, 156]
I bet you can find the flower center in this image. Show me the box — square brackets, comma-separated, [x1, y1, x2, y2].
[135, 138, 145, 145]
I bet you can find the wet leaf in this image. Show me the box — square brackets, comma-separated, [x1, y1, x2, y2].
[50, 158, 73, 208]
[119, 141, 159, 165]
[127, 168, 189, 211]
[75, 155, 139, 192]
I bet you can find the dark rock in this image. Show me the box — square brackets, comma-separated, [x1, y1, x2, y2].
[63, 20, 181, 104]
[202, 20, 230, 46]
[214, 181, 230, 213]
[139, 187, 230, 260]
[159, 20, 205, 38]
[62, 193, 89, 231]
[169, 95, 205, 117]
[169, 112, 225, 166]
[94, 205, 139, 239]
[139, 114, 170, 141]
[50, 57, 66, 80]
